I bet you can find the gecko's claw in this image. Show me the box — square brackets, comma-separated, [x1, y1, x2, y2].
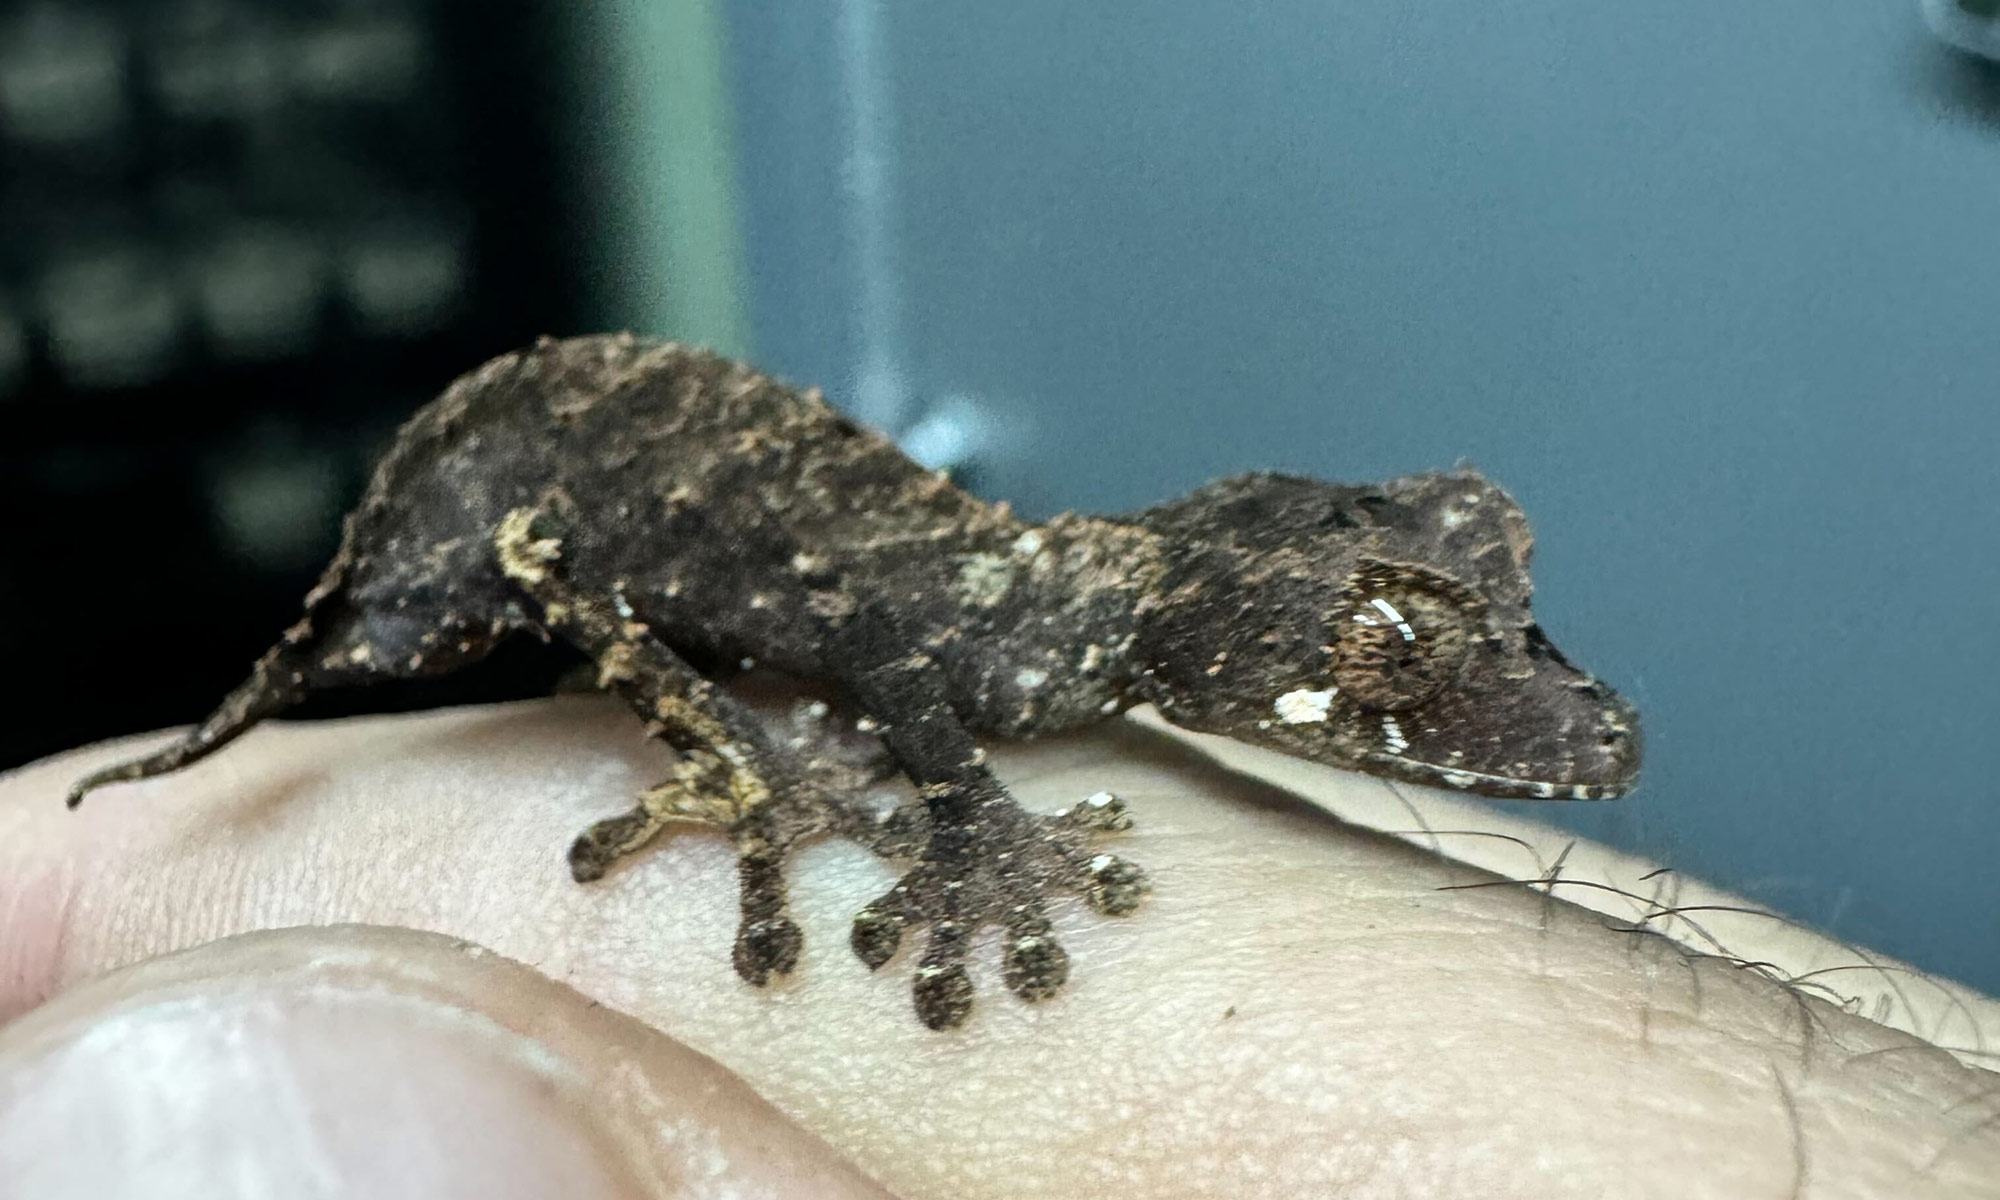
[734, 914, 803, 985]
[1060, 789, 1133, 832]
[1001, 911, 1070, 1002]
[850, 890, 912, 970]
[567, 808, 664, 882]
[1083, 855, 1150, 915]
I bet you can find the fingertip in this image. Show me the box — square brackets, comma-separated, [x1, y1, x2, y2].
[0, 927, 893, 1200]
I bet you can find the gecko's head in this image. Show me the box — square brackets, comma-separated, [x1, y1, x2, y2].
[1132, 470, 1640, 799]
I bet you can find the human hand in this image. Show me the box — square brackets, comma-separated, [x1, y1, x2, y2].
[4, 697, 1997, 1198]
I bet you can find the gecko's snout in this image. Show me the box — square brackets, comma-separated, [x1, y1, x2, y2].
[1339, 655, 1645, 802]
[1580, 693, 1643, 798]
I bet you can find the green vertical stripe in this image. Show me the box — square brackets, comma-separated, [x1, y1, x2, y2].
[595, 0, 753, 357]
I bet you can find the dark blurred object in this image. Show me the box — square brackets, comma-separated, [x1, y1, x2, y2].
[1923, 0, 2000, 59]
[0, 0, 589, 769]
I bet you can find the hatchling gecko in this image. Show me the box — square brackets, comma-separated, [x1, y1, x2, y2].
[67, 334, 1641, 1029]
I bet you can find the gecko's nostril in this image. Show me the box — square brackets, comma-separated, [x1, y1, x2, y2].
[1593, 700, 1644, 786]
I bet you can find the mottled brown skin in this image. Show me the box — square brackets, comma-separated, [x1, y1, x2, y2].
[68, 334, 1640, 1029]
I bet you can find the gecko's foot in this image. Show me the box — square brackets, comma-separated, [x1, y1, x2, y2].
[848, 783, 1148, 1030]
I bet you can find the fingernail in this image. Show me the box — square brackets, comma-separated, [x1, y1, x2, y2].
[0, 977, 650, 1199]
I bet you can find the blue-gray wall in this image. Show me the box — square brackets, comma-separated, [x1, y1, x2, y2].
[716, 2, 2000, 995]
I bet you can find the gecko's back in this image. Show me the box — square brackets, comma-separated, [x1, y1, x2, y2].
[337, 335, 993, 636]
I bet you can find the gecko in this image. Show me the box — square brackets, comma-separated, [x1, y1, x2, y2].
[66, 333, 1641, 1030]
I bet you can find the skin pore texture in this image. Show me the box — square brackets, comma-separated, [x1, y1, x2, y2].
[4, 697, 1999, 1199]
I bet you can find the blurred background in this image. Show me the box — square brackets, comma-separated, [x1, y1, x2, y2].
[4, 2, 1996, 1000]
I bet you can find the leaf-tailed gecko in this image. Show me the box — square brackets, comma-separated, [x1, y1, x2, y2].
[68, 334, 1641, 1029]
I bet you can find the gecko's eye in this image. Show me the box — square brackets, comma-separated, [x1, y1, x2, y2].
[1331, 569, 1478, 712]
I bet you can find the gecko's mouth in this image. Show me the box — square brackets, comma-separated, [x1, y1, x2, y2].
[1356, 695, 1642, 801]
[1363, 753, 1632, 801]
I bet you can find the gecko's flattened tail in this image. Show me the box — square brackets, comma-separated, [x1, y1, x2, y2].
[68, 547, 405, 809]
[65, 644, 308, 808]
[66, 550, 519, 809]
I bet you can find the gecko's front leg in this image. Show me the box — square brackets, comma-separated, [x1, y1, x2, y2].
[826, 607, 1150, 1029]
[494, 505, 862, 985]
[496, 501, 1145, 1027]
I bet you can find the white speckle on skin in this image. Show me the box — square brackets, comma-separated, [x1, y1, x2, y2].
[1533, 782, 1557, 799]
[1572, 785, 1591, 800]
[1011, 530, 1045, 557]
[1085, 791, 1116, 808]
[1100, 699, 1120, 714]
[1369, 598, 1417, 642]
[957, 553, 1014, 607]
[1440, 771, 1478, 789]
[1015, 667, 1048, 690]
[1274, 688, 1335, 724]
[1380, 715, 1408, 754]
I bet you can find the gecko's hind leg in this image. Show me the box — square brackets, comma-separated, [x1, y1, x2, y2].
[495, 504, 851, 985]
